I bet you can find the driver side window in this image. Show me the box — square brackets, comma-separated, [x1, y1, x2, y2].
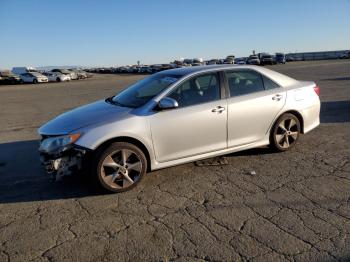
[168, 73, 220, 108]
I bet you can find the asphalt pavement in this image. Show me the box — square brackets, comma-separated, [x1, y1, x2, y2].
[0, 60, 349, 262]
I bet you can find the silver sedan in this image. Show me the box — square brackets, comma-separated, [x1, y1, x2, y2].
[38, 65, 320, 192]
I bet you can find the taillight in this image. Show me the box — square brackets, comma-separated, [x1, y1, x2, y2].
[314, 85, 320, 96]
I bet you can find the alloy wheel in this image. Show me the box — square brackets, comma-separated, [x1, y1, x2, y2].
[100, 149, 142, 189]
[275, 118, 299, 149]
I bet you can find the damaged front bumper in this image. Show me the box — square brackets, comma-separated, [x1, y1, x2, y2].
[39, 145, 88, 181]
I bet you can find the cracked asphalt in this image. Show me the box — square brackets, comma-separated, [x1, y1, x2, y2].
[0, 60, 349, 262]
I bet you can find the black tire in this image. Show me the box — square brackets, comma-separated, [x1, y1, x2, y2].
[33, 79, 38, 84]
[56, 77, 61, 82]
[270, 113, 301, 152]
[94, 142, 147, 193]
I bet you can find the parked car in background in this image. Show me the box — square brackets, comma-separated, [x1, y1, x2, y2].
[51, 69, 78, 80]
[85, 71, 93, 78]
[117, 66, 128, 73]
[207, 59, 220, 65]
[192, 58, 204, 66]
[183, 59, 193, 66]
[260, 54, 276, 65]
[247, 55, 260, 65]
[149, 64, 163, 73]
[139, 66, 150, 73]
[20, 72, 48, 83]
[224, 55, 235, 64]
[172, 60, 184, 68]
[276, 53, 286, 64]
[12, 66, 38, 75]
[286, 56, 295, 62]
[70, 69, 87, 79]
[234, 57, 247, 65]
[0, 71, 22, 84]
[126, 66, 138, 73]
[42, 71, 71, 82]
[159, 64, 173, 71]
[339, 51, 350, 59]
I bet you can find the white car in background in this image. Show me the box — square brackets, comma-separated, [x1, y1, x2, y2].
[19, 72, 48, 83]
[12, 66, 38, 75]
[70, 69, 87, 79]
[51, 69, 78, 80]
[42, 72, 71, 82]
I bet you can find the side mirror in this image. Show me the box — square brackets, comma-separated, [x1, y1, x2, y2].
[158, 97, 178, 110]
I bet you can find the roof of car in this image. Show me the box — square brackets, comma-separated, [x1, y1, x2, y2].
[162, 65, 257, 76]
[160, 64, 298, 87]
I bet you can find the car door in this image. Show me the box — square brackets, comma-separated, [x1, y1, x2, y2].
[225, 69, 286, 147]
[150, 72, 227, 163]
[21, 73, 30, 82]
[49, 73, 55, 81]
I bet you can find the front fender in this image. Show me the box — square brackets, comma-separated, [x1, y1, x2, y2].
[74, 116, 155, 163]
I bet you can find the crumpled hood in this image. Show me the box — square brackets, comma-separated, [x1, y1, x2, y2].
[39, 100, 132, 135]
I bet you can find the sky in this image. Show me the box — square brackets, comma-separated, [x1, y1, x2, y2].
[0, 0, 349, 68]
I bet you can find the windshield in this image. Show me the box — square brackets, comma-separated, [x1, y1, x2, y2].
[112, 73, 181, 108]
[59, 69, 70, 74]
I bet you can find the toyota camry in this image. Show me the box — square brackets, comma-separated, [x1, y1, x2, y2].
[38, 65, 320, 192]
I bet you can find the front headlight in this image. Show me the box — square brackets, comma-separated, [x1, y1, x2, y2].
[39, 133, 81, 153]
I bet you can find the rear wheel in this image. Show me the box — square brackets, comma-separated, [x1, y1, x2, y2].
[270, 113, 301, 151]
[95, 142, 147, 193]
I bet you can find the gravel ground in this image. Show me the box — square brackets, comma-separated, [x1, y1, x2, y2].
[0, 60, 349, 262]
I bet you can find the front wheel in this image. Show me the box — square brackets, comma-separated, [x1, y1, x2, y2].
[95, 142, 147, 193]
[270, 113, 301, 151]
[33, 79, 38, 84]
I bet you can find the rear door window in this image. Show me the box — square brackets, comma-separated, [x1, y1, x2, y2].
[262, 75, 280, 90]
[225, 70, 264, 97]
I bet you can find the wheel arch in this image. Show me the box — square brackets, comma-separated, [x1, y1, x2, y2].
[93, 136, 152, 172]
[274, 110, 304, 134]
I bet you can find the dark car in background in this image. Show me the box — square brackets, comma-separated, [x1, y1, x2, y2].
[191, 58, 203, 66]
[339, 51, 350, 59]
[234, 57, 247, 64]
[286, 55, 295, 62]
[207, 59, 220, 65]
[160, 64, 173, 71]
[149, 64, 163, 73]
[260, 54, 276, 65]
[0, 71, 22, 84]
[276, 53, 286, 64]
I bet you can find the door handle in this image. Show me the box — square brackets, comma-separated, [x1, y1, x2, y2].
[272, 94, 283, 101]
[212, 106, 225, 113]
